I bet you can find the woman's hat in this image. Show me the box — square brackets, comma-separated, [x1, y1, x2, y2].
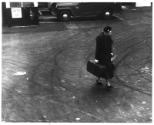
[104, 26, 112, 33]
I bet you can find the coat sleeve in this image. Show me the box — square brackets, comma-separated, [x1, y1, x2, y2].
[107, 38, 113, 59]
[95, 36, 101, 60]
[109, 38, 113, 54]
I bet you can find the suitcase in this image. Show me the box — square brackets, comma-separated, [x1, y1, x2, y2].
[87, 60, 107, 78]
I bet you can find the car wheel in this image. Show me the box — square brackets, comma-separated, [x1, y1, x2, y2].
[59, 11, 71, 21]
[103, 9, 113, 19]
[104, 9, 113, 17]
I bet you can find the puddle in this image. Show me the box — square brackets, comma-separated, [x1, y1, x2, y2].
[141, 66, 151, 73]
[66, 24, 79, 29]
[75, 117, 80, 121]
[13, 71, 26, 76]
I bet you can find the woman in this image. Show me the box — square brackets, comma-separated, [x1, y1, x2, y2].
[95, 26, 116, 88]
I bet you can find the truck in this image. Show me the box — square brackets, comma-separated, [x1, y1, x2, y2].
[50, 2, 122, 21]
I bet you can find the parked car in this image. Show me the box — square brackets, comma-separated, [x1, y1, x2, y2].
[50, 2, 122, 21]
[38, 2, 51, 15]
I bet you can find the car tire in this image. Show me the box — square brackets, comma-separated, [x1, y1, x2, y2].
[59, 11, 71, 21]
[105, 9, 113, 16]
[103, 9, 113, 19]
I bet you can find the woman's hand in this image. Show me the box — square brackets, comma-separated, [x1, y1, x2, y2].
[94, 59, 99, 63]
[111, 55, 117, 62]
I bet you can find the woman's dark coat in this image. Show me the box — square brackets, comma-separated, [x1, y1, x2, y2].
[95, 32, 114, 79]
[95, 32, 113, 63]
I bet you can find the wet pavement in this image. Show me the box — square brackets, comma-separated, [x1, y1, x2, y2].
[2, 8, 152, 122]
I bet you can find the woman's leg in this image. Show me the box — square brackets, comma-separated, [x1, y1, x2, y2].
[96, 77, 102, 85]
[105, 67, 113, 88]
[106, 79, 111, 86]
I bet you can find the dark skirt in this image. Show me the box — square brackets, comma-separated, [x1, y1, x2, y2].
[99, 60, 115, 79]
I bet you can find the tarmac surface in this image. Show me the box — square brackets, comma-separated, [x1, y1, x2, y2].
[2, 7, 152, 122]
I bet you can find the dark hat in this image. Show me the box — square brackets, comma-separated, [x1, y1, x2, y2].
[103, 26, 112, 33]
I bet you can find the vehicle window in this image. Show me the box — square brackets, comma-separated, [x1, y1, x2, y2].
[10, 2, 34, 7]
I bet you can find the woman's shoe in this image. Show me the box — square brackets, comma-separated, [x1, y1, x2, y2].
[105, 84, 113, 90]
[96, 80, 102, 85]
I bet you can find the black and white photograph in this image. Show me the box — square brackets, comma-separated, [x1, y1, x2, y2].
[1, 0, 152, 123]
